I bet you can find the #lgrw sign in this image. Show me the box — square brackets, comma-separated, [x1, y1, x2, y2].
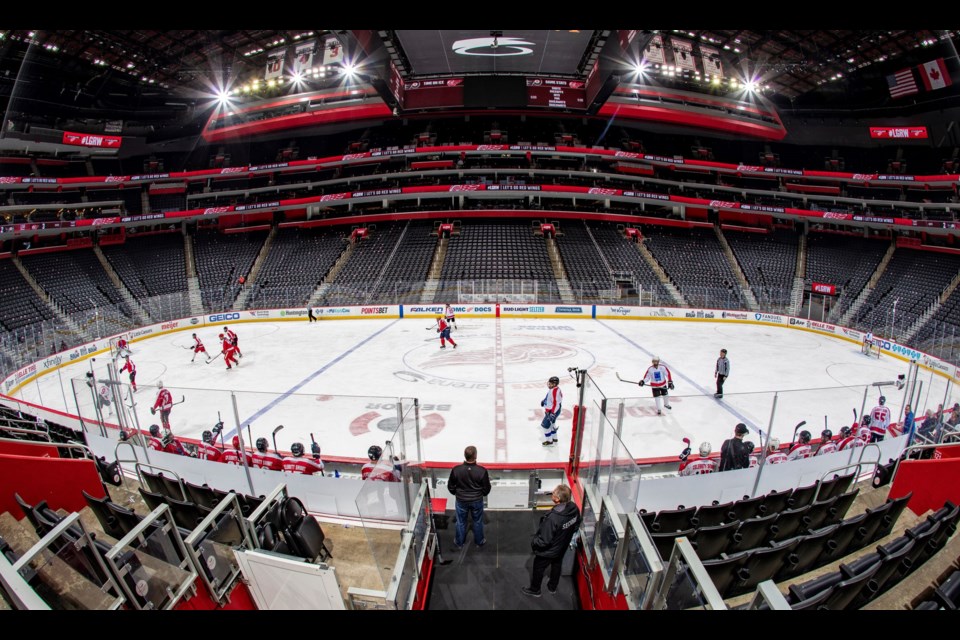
[812, 282, 836, 295]
[62, 131, 123, 148]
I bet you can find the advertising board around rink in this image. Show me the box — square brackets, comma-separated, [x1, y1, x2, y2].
[401, 304, 496, 319]
[497, 304, 592, 318]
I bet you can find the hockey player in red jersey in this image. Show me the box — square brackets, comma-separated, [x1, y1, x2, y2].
[223, 326, 242, 358]
[282, 442, 326, 475]
[161, 429, 191, 456]
[219, 334, 239, 370]
[190, 333, 206, 363]
[151, 381, 173, 431]
[436, 316, 457, 349]
[639, 356, 674, 415]
[252, 437, 284, 471]
[361, 445, 401, 482]
[222, 436, 253, 466]
[869, 396, 891, 443]
[146, 424, 164, 451]
[816, 429, 838, 456]
[787, 430, 814, 460]
[764, 438, 789, 464]
[119, 355, 137, 391]
[115, 337, 131, 358]
[678, 440, 717, 476]
[196, 430, 223, 462]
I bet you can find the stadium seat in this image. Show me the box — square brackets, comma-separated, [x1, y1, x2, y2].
[729, 513, 778, 554]
[729, 494, 766, 522]
[819, 512, 867, 564]
[82, 489, 127, 540]
[732, 538, 801, 596]
[787, 482, 820, 510]
[775, 524, 838, 582]
[651, 528, 696, 561]
[651, 506, 697, 533]
[825, 488, 860, 526]
[692, 501, 735, 528]
[692, 521, 739, 561]
[770, 506, 810, 542]
[801, 496, 838, 533]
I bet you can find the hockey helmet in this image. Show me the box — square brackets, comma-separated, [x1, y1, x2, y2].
[879, 396, 886, 405]
[202, 430, 214, 444]
[821, 428, 833, 441]
[192, 333, 197, 338]
[698, 442, 712, 457]
[861, 414, 872, 425]
[118, 429, 129, 441]
[149, 424, 161, 437]
[291, 442, 305, 457]
[652, 355, 660, 363]
[368, 444, 383, 461]
[218, 333, 224, 339]
[256, 437, 268, 453]
[231, 435, 241, 450]
[735, 423, 749, 435]
[798, 430, 812, 445]
[743, 441, 755, 452]
[548, 376, 560, 385]
[839, 426, 852, 438]
[157, 381, 164, 389]
[768, 437, 781, 450]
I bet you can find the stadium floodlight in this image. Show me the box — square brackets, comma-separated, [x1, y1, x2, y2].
[216, 89, 231, 105]
[342, 60, 358, 78]
[744, 80, 757, 93]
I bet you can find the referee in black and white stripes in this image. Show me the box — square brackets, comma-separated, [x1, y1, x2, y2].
[715, 349, 730, 399]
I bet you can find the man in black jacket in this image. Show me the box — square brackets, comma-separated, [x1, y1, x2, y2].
[448, 445, 492, 549]
[718, 423, 751, 471]
[522, 484, 581, 597]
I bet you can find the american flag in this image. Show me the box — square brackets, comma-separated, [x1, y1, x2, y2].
[887, 68, 918, 98]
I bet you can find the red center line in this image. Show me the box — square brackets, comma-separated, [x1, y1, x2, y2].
[494, 318, 508, 462]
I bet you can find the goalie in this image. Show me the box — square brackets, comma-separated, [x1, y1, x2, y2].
[639, 355, 674, 416]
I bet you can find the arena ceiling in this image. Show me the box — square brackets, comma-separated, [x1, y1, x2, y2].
[0, 29, 957, 111]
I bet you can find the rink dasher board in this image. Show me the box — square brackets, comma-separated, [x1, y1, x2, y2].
[3, 304, 958, 398]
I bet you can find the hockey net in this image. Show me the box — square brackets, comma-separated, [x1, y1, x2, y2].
[109, 334, 131, 360]
[861, 339, 881, 359]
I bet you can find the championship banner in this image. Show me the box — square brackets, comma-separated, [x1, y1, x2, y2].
[293, 41, 315, 76]
[700, 45, 722, 78]
[62, 131, 122, 148]
[643, 34, 665, 65]
[671, 38, 697, 72]
[265, 50, 285, 80]
[322, 36, 344, 66]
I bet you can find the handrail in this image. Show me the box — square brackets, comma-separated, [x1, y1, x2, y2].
[133, 461, 188, 502]
[0, 425, 52, 442]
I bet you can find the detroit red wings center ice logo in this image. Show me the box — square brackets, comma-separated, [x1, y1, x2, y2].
[419, 343, 578, 369]
[349, 411, 446, 438]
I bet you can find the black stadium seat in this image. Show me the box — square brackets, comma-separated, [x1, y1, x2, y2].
[692, 520, 739, 561]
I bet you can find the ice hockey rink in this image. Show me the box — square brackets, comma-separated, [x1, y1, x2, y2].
[12, 317, 953, 464]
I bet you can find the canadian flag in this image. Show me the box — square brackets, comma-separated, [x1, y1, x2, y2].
[918, 58, 952, 91]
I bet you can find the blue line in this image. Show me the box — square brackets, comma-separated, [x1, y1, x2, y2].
[225, 319, 400, 437]
[596, 320, 765, 438]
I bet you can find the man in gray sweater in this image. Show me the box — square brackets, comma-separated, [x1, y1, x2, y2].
[448, 445, 492, 549]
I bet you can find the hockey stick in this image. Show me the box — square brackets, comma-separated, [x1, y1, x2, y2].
[172, 395, 186, 406]
[615, 371, 640, 384]
[272, 424, 284, 453]
[206, 351, 223, 364]
[853, 408, 858, 424]
[310, 432, 325, 475]
[789, 420, 807, 449]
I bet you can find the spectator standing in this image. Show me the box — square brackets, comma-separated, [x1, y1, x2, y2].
[447, 445, 491, 549]
[522, 484, 581, 598]
[714, 348, 730, 398]
[902, 404, 916, 445]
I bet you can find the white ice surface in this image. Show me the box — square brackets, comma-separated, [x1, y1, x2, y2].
[15, 318, 953, 464]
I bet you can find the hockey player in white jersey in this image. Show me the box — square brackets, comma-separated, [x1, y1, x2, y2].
[764, 438, 788, 464]
[868, 396, 891, 443]
[678, 439, 717, 476]
[639, 356, 674, 415]
[787, 430, 814, 461]
[816, 429, 838, 456]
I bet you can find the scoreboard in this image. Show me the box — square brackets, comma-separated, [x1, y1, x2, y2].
[525, 77, 587, 109]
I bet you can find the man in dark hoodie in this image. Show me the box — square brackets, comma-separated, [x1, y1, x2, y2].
[448, 445, 492, 549]
[522, 484, 581, 597]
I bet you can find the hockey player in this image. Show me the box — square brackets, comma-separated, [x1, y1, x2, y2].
[97, 384, 113, 417]
[119, 355, 137, 392]
[540, 376, 563, 446]
[444, 303, 457, 331]
[816, 429, 838, 456]
[639, 356, 674, 415]
[764, 438, 789, 465]
[858, 415, 874, 443]
[869, 396, 891, 443]
[223, 326, 242, 358]
[219, 333, 239, 370]
[837, 426, 866, 451]
[190, 333, 206, 363]
[196, 431, 224, 463]
[361, 445, 401, 482]
[222, 436, 253, 466]
[252, 437, 283, 471]
[436, 316, 457, 349]
[161, 429, 190, 456]
[678, 441, 717, 476]
[146, 424, 164, 451]
[282, 442, 326, 475]
[115, 337, 131, 358]
[151, 381, 173, 431]
[787, 430, 814, 460]
[744, 442, 759, 468]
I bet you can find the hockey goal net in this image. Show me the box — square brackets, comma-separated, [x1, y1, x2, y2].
[109, 334, 131, 359]
[861, 338, 881, 359]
